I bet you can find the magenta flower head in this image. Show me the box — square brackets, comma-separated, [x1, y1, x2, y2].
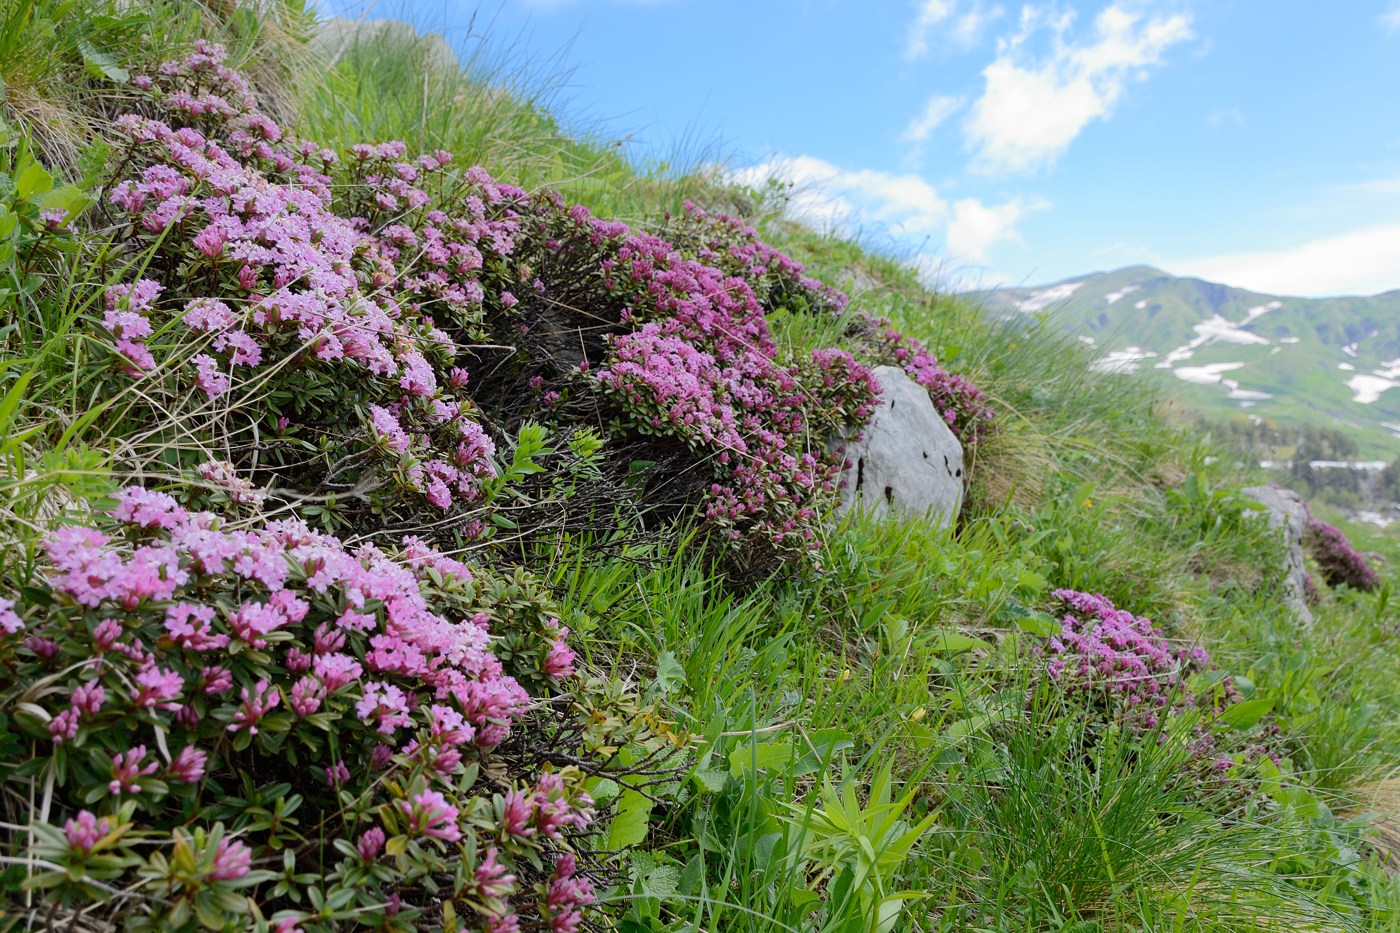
[398, 789, 461, 842]
[356, 826, 386, 862]
[207, 837, 252, 882]
[64, 810, 111, 854]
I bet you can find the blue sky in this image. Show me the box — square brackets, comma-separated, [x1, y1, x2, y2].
[321, 1, 1400, 297]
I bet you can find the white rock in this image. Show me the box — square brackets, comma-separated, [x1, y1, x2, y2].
[1241, 485, 1314, 625]
[835, 366, 964, 525]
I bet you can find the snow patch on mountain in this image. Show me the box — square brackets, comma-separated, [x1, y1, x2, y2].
[1104, 285, 1140, 305]
[1014, 282, 1082, 313]
[1175, 362, 1245, 385]
[1092, 347, 1157, 374]
[1347, 374, 1397, 404]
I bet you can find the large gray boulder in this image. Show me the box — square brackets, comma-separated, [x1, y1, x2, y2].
[1241, 484, 1314, 624]
[834, 366, 964, 525]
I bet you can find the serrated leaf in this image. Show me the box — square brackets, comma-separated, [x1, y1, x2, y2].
[690, 768, 727, 793]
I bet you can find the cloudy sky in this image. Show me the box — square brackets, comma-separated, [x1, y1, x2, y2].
[324, 1, 1400, 297]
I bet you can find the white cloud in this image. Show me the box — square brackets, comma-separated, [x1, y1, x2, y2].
[1384, 2, 1400, 34]
[947, 197, 1026, 261]
[951, 2, 1004, 47]
[906, 0, 956, 58]
[729, 155, 948, 235]
[906, 0, 1002, 57]
[729, 155, 1030, 266]
[902, 94, 964, 142]
[1178, 225, 1400, 297]
[965, 4, 1192, 174]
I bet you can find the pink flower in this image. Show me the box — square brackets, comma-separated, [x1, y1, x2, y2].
[71, 681, 105, 717]
[109, 745, 158, 795]
[475, 846, 516, 901]
[356, 681, 412, 735]
[168, 746, 208, 782]
[165, 602, 228, 651]
[0, 597, 22, 634]
[356, 827, 385, 862]
[64, 811, 111, 854]
[208, 837, 252, 881]
[228, 679, 280, 735]
[111, 487, 186, 529]
[132, 666, 185, 711]
[201, 665, 234, 695]
[501, 790, 534, 837]
[398, 789, 461, 842]
[324, 760, 349, 787]
[289, 675, 324, 717]
[48, 707, 79, 744]
[193, 354, 231, 398]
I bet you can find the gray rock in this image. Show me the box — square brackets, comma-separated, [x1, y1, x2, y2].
[834, 366, 964, 525]
[1241, 484, 1314, 624]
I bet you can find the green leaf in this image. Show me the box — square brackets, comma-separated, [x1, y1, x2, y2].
[37, 185, 93, 220]
[727, 741, 793, 778]
[690, 768, 728, 793]
[606, 789, 652, 850]
[583, 776, 620, 805]
[652, 650, 685, 696]
[928, 631, 991, 654]
[1220, 696, 1275, 729]
[78, 39, 130, 83]
[15, 162, 53, 201]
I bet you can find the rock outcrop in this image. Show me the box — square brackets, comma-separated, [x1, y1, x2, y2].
[835, 366, 964, 525]
[1241, 484, 1314, 624]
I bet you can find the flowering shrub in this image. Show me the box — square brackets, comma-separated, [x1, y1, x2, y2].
[84, 40, 988, 565]
[0, 484, 667, 929]
[1305, 518, 1380, 592]
[1042, 589, 1213, 731]
[1035, 590, 1295, 802]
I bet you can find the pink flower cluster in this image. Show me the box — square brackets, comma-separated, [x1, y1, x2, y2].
[1305, 518, 1380, 592]
[587, 214, 882, 554]
[102, 47, 500, 516]
[5, 473, 594, 924]
[1042, 589, 1211, 729]
[861, 318, 996, 445]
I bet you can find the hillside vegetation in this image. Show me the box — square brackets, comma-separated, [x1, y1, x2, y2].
[0, 3, 1398, 932]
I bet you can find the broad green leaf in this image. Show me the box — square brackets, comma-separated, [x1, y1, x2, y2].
[37, 185, 94, 220]
[78, 39, 131, 83]
[1220, 696, 1275, 729]
[727, 741, 793, 778]
[606, 789, 652, 850]
[15, 162, 53, 201]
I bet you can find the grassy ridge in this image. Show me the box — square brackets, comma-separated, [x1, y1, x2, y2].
[1, 2, 1397, 930]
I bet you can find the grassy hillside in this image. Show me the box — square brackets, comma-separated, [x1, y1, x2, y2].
[0, 3, 1398, 932]
[971, 266, 1400, 460]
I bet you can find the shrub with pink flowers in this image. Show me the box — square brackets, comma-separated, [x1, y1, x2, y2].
[1304, 518, 1380, 592]
[73, 41, 991, 566]
[1035, 590, 1289, 806]
[1041, 589, 1214, 731]
[0, 483, 669, 929]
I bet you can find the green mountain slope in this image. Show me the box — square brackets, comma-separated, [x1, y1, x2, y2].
[970, 266, 1400, 457]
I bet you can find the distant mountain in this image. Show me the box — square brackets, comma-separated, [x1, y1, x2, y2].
[968, 266, 1400, 458]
